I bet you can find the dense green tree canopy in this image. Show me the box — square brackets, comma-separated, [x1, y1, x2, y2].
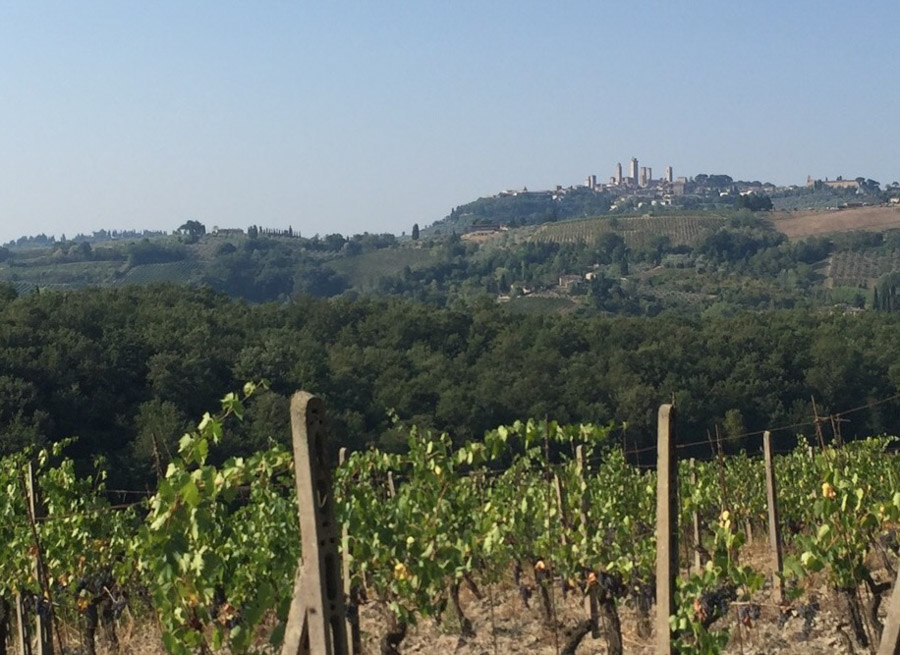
[0, 285, 898, 489]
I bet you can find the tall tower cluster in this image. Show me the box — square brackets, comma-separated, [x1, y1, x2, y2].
[602, 158, 675, 188]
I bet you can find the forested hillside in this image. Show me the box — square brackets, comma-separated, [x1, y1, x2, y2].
[6, 212, 900, 316]
[1, 283, 899, 490]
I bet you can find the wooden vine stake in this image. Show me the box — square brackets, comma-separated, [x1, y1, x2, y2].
[281, 392, 349, 655]
[655, 404, 678, 655]
[690, 459, 702, 573]
[762, 431, 784, 605]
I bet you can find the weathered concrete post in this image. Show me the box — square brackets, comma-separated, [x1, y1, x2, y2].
[762, 431, 785, 605]
[877, 578, 900, 655]
[281, 392, 349, 655]
[338, 448, 361, 655]
[24, 463, 53, 655]
[655, 404, 678, 655]
[575, 445, 600, 638]
[15, 593, 30, 655]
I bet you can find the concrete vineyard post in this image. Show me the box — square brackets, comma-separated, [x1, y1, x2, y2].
[15, 594, 30, 655]
[762, 431, 785, 605]
[576, 445, 600, 638]
[281, 392, 349, 655]
[877, 577, 900, 655]
[655, 404, 678, 655]
[338, 448, 361, 654]
[24, 463, 53, 655]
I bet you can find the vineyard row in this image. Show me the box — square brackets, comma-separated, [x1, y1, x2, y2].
[3, 387, 900, 655]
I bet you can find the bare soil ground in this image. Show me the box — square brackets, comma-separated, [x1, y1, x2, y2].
[66, 542, 894, 655]
[768, 206, 900, 239]
[73, 581, 884, 655]
[355, 540, 893, 654]
[356, 584, 868, 654]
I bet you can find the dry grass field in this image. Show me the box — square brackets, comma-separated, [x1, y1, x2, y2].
[768, 206, 900, 239]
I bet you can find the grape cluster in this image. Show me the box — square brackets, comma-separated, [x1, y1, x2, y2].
[777, 609, 791, 629]
[797, 599, 819, 638]
[21, 595, 53, 620]
[695, 584, 737, 628]
[511, 561, 523, 587]
[518, 584, 532, 608]
[880, 529, 899, 555]
[111, 595, 127, 619]
[627, 579, 655, 614]
[592, 570, 625, 601]
[737, 603, 761, 627]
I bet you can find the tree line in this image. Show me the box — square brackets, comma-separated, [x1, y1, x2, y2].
[0, 284, 898, 489]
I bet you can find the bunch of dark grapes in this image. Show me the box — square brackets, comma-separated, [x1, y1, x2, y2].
[592, 570, 625, 601]
[518, 584, 532, 608]
[737, 603, 761, 627]
[626, 579, 655, 614]
[880, 529, 900, 555]
[797, 598, 819, 638]
[533, 560, 550, 585]
[511, 561, 523, 587]
[111, 595, 127, 619]
[777, 608, 792, 629]
[694, 585, 737, 629]
[36, 597, 52, 620]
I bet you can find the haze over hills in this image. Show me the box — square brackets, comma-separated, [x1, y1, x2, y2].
[4, 6, 900, 653]
[3, 171, 900, 318]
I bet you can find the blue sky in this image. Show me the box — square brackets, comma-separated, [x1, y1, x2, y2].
[1, 1, 898, 243]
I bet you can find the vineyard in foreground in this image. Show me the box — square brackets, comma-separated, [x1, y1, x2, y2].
[2, 386, 900, 655]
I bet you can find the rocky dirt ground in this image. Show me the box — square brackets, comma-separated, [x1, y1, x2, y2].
[356, 541, 896, 654]
[357, 584, 875, 654]
[69, 582, 887, 655]
[63, 543, 896, 655]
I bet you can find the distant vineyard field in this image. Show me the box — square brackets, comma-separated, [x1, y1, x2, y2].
[531, 214, 726, 248]
[11, 280, 37, 295]
[328, 247, 437, 289]
[116, 260, 203, 285]
[0, 261, 118, 290]
[828, 249, 900, 287]
[191, 235, 249, 259]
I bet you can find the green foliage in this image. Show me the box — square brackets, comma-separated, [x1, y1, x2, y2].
[734, 193, 773, 212]
[126, 241, 188, 267]
[671, 516, 763, 655]
[178, 221, 206, 238]
[785, 439, 899, 590]
[138, 383, 298, 655]
[429, 187, 613, 234]
[3, 389, 900, 655]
